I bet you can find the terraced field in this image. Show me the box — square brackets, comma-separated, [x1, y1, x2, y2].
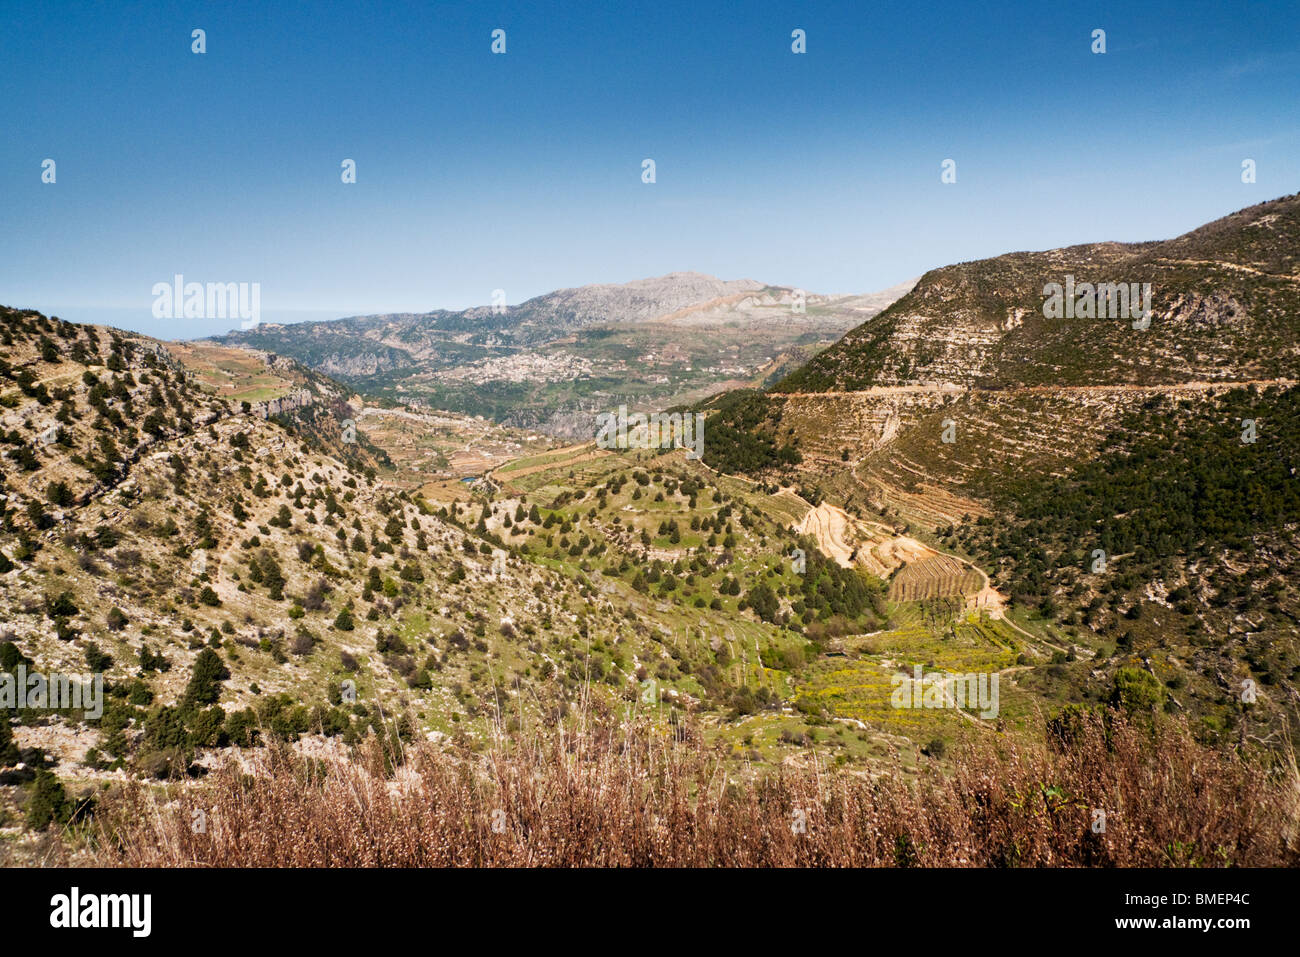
[887, 554, 985, 602]
[169, 340, 296, 403]
[501, 452, 626, 498]
[493, 443, 604, 476]
[358, 406, 555, 491]
[776, 383, 1288, 534]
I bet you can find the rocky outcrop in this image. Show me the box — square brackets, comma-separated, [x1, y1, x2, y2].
[252, 389, 313, 419]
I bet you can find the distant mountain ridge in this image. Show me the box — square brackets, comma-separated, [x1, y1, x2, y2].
[372, 271, 770, 329]
[214, 271, 882, 358]
[207, 271, 916, 437]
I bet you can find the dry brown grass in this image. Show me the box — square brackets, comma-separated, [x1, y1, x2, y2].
[92, 709, 1299, 867]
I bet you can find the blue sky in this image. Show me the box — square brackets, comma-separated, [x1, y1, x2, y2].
[3, 0, 1298, 338]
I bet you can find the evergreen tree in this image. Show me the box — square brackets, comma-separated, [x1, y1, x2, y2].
[182, 649, 230, 708]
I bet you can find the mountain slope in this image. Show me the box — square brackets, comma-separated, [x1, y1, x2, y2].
[696, 196, 1300, 750]
[776, 193, 1300, 393]
[0, 306, 910, 830]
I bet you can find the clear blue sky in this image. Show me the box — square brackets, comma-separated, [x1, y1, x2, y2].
[3, 0, 1298, 337]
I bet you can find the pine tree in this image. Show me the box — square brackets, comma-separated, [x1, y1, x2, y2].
[182, 649, 230, 708]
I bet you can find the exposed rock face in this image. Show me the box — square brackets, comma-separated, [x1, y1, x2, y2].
[253, 389, 313, 419]
[316, 352, 401, 377]
[536, 409, 600, 441]
[502, 405, 603, 440]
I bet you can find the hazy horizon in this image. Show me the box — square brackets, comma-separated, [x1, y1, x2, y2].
[5, 0, 1298, 335]
[11, 181, 1294, 340]
[9, 305, 349, 341]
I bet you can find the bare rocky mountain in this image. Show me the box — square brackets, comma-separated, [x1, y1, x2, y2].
[478, 271, 769, 328]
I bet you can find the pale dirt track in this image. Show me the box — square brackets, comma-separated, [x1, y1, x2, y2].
[775, 378, 1296, 400]
[796, 502, 939, 580]
[795, 502, 860, 568]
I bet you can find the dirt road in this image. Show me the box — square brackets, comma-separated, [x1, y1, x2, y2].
[776, 378, 1296, 400]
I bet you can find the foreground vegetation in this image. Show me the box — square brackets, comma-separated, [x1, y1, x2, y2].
[86, 707, 1299, 867]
